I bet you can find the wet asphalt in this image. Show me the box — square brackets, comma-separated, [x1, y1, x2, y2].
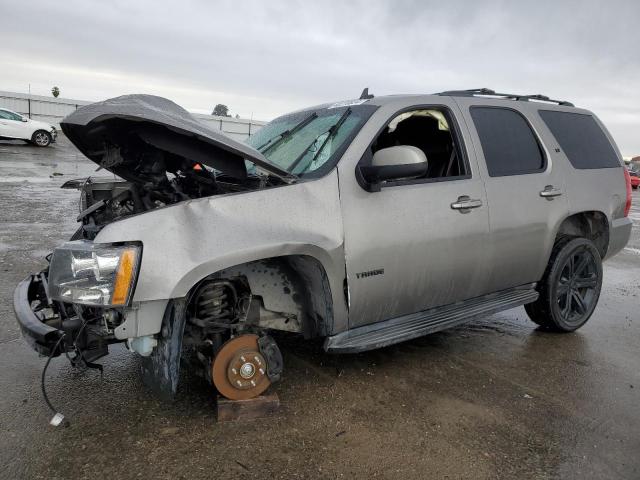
[0, 137, 639, 480]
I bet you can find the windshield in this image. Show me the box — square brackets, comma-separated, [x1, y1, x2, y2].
[247, 104, 376, 178]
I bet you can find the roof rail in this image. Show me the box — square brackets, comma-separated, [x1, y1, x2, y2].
[437, 88, 574, 107]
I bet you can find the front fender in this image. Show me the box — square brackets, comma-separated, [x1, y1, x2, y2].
[95, 170, 347, 331]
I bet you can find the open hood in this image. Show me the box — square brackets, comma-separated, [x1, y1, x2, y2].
[60, 94, 294, 182]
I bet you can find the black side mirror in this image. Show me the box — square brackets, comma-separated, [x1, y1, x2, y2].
[359, 146, 428, 191]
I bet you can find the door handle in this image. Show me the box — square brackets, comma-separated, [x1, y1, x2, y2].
[451, 196, 483, 211]
[539, 185, 563, 198]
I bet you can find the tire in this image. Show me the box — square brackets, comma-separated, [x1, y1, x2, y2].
[31, 130, 51, 147]
[525, 237, 603, 332]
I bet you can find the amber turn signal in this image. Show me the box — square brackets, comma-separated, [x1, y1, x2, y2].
[112, 248, 138, 305]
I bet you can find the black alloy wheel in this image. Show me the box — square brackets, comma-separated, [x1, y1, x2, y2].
[525, 237, 603, 332]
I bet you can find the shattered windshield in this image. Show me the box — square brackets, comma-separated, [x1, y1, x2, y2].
[247, 104, 377, 178]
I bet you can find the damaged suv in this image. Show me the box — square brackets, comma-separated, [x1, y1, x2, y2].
[14, 89, 632, 403]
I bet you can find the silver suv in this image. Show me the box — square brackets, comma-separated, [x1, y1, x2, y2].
[14, 89, 632, 402]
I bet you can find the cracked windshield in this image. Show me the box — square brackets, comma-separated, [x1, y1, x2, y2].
[247, 105, 373, 176]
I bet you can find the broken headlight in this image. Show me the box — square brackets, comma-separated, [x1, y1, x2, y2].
[48, 241, 141, 307]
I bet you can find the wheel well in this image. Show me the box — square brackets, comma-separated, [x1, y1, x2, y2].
[187, 255, 334, 339]
[555, 211, 609, 257]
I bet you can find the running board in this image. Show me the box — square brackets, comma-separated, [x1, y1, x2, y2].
[325, 285, 538, 353]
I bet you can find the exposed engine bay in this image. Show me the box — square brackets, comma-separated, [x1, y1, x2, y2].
[63, 167, 276, 240]
[58, 94, 293, 239]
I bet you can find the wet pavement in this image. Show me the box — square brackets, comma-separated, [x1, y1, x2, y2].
[0, 137, 639, 480]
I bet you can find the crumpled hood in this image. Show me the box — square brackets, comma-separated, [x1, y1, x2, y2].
[60, 94, 292, 181]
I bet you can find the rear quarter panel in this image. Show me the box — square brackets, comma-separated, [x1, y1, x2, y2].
[534, 105, 628, 258]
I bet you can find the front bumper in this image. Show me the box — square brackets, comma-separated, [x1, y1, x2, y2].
[13, 273, 63, 356]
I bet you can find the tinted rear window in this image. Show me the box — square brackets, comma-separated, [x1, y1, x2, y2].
[538, 110, 619, 169]
[470, 107, 545, 177]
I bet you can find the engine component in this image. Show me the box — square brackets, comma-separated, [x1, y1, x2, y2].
[127, 335, 158, 357]
[211, 334, 272, 400]
[192, 280, 237, 331]
[258, 335, 284, 382]
[63, 158, 276, 241]
[187, 280, 239, 354]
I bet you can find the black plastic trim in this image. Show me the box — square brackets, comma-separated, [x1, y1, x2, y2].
[13, 275, 63, 356]
[438, 88, 574, 107]
[325, 284, 538, 353]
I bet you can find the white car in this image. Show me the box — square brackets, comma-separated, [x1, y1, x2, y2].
[0, 108, 57, 146]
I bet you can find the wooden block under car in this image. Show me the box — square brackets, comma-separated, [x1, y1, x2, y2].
[216, 392, 280, 422]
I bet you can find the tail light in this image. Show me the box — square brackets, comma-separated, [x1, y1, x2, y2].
[623, 168, 632, 217]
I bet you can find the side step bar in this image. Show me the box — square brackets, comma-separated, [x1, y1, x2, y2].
[325, 285, 538, 353]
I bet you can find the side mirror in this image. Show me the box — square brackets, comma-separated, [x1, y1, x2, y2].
[359, 146, 428, 191]
[21, 117, 28, 122]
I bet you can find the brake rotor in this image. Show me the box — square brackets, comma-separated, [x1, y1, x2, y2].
[211, 334, 271, 400]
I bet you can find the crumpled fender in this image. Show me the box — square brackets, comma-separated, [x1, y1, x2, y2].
[95, 169, 348, 333]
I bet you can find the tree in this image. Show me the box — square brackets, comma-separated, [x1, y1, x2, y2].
[51, 86, 60, 98]
[212, 104, 230, 117]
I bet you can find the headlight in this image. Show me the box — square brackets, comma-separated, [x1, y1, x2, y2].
[48, 241, 141, 307]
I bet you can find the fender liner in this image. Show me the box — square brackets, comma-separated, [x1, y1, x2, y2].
[140, 298, 187, 400]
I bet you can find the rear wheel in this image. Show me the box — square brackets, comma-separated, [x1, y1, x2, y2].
[525, 237, 602, 332]
[31, 130, 51, 147]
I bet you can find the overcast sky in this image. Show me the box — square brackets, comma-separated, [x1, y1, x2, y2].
[1, 0, 638, 155]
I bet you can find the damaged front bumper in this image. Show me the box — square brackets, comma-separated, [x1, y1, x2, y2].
[15, 267, 167, 361]
[13, 273, 64, 356]
[14, 269, 111, 363]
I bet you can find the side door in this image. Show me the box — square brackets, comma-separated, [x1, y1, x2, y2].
[454, 98, 569, 293]
[0, 110, 15, 137]
[0, 110, 26, 138]
[338, 100, 492, 328]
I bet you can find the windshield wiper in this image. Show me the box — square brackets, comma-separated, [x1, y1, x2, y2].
[288, 108, 352, 173]
[257, 112, 318, 154]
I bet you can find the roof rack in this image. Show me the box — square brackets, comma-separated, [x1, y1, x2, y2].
[437, 88, 574, 107]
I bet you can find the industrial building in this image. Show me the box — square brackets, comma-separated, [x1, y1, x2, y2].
[0, 90, 265, 141]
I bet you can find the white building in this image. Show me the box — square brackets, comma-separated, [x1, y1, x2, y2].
[0, 90, 266, 141]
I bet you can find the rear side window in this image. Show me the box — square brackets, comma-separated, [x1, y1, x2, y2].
[470, 107, 545, 177]
[538, 110, 619, 169]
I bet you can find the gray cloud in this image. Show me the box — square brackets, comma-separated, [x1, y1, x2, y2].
[1, 0, 638, 155]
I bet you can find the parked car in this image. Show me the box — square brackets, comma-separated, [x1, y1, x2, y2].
[14, 89, 632, 406]
[627, 164, 640, 189]
[0, 108, 57, 146]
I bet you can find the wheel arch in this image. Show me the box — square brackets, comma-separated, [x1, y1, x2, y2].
[30, 128, 51, 146]
[180, 253, 336, 339]
[553, 210, 610, 258]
